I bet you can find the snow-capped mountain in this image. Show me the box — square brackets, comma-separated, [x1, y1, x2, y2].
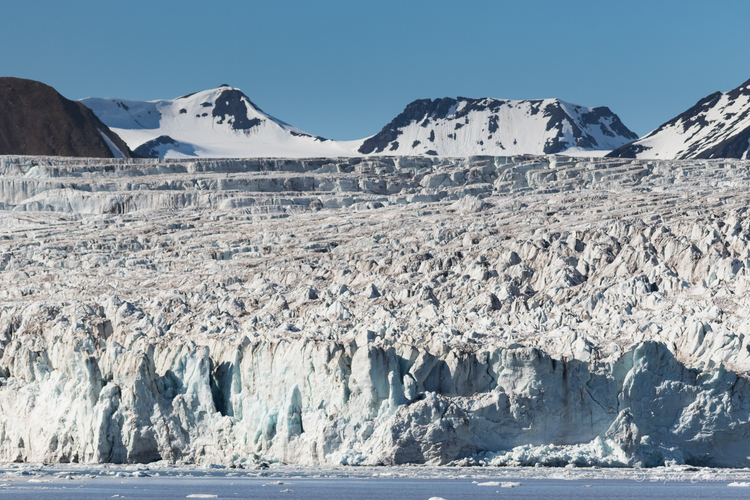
[608, 78, 750, 160]
[82, 87, 639, 159]
[358, 97, 638, 157]
[81, 86, 357, 158]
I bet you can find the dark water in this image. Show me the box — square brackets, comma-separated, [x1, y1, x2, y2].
[3, 477, 750, 499]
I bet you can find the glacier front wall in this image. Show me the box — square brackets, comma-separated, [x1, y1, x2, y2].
[2, 310, 749, 468]
[3, 154, 750, 468]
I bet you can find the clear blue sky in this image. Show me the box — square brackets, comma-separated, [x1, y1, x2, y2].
[2, 0, 748, 140]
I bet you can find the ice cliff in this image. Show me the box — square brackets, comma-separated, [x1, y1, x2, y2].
[2, 154, 750, 467]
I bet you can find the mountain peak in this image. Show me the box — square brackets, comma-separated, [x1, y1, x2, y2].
[608, 77, 750, 160]
[81, 87, 349, 158]
[210, 88, 265, 130]
[359, 96, 637, 156]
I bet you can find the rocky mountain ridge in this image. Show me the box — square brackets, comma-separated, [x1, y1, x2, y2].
[359, 97, 638, 157]
[609, 78, 750, 160]
[5, 75, 750, 160]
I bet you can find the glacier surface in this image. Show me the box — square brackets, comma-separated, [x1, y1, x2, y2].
[1, 154, 750, 467]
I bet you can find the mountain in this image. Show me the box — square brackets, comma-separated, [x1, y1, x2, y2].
[81, 86, 357, 158]
[82, 87, 639, 159]
[357, 97, 638, 157]
[608, 78, 750, 160]
[0, 77, 132, 158]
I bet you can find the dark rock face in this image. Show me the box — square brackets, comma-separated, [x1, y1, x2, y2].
[212, 89, 263, 130]
[133, 135, 177, 158]
[606, 143, 648, 159]
[542, 102, 592, 154]
[0, 77, 133, 158]
[726, 77, 750, 100]
[540, 103, 637, 154]
[695, 126, 750, 159]
[608, 78, 750, 160]
[359, 96, 637, 155]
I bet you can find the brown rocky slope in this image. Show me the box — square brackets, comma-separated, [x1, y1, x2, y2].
[0, 77, 132, 158]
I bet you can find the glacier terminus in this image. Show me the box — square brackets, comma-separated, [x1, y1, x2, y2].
[1, 154, 750, 468]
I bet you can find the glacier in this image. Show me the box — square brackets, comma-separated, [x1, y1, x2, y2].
[2, 154, 750, 467]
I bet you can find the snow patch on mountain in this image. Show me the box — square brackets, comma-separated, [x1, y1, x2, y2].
[358, 97, 638, 157]
[97, 130, 127, 159]
[608, 78, 750, 160]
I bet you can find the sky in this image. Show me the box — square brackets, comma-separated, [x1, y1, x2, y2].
[1, 0, 749, 141]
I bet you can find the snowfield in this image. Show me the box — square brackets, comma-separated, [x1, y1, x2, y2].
[1, 154, 750, 467]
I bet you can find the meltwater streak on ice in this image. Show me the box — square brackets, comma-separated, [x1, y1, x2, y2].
[4, 155, 750, 467]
